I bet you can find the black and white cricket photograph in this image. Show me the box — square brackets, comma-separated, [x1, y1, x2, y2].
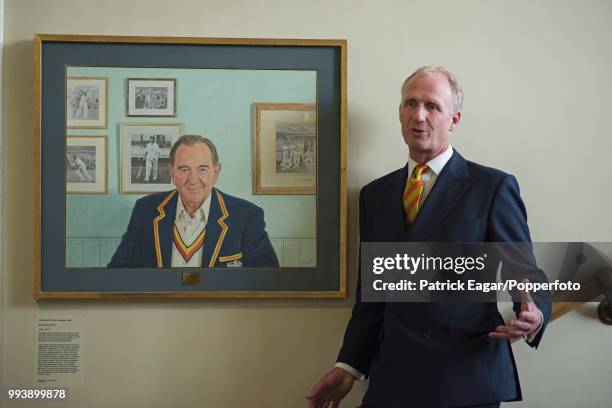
[275, 122, 316, 174]
[120, 123, 181, 193]
[127, 78, 176, 117]
[66, 146, 96, 183]
[66, 135, 107, 194]
[66, 77, 108, 128]
[134, 87, 168, 109]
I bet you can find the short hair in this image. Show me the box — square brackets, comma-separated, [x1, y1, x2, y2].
[169, 134, 220, 165]
[401, 65, 464, 113]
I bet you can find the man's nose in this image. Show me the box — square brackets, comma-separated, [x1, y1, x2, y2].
[187, 171, 198, 184]
[413, 104, 427, 122]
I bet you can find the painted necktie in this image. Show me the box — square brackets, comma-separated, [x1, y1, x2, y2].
[172, 224, 206, 263]
[403, 164, 428, 225]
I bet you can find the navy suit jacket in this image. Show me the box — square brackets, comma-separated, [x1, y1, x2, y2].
[108, 188, 279, 268]
[337, 151, 551, 408]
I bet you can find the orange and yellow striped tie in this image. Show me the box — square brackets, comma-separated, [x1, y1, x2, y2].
[403, 164, 428, 225]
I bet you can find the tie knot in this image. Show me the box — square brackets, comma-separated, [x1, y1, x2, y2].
[411, 164, 428, 180]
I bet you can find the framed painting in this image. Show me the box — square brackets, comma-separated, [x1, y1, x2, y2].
[127, 78, 176, 117]
[34, 34, 347, 299]
[66, 135, 107, 194]
[119, 122, 182, 194]
[66, 77, 108, 128]
[253, 103, 316, 195]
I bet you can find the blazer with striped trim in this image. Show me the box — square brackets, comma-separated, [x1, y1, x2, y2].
[108, 188, 279, 268]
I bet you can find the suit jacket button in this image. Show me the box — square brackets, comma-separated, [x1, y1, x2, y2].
[424, 330, 432, 338]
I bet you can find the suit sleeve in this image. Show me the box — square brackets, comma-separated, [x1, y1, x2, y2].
[488, 174, 552, 348]
[336, 187, 386, 376]
[107, 199, 145, 268]
[242, 205, 279, 268]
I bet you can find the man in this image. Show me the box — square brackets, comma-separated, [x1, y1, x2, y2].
[73, 155, 92, 182]
[307, 66, 551, 408]
[144, 136, 160, 182]
[108, 134, 279, 268]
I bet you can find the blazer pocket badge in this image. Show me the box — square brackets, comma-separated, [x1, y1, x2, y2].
[219, 252, 243, 268]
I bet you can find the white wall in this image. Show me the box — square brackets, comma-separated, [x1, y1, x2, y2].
[0, 0, 4, 397]
[3, 0, 612, 407]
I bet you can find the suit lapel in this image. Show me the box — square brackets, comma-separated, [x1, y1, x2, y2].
[153, 190, 178, 267]
[201, 189, 230, 267]
[407, 151, 475, 241]
[380, 166, 412, 241]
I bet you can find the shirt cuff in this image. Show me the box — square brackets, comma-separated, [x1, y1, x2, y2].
[334, 362, 366, 381]
[524, 308, 544, 343]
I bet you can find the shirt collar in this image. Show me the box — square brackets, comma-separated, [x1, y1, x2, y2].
[176, 192, 212, 224]
[408, 144, 454, 176]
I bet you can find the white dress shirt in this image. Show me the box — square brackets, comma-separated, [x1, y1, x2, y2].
[171, 194, 212, 268]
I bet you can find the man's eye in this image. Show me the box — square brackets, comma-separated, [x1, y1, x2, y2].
[427, 103, 439, 111]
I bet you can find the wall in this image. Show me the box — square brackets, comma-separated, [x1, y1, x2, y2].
[3, 0, 612, 407]
[0, 0, 4, 396]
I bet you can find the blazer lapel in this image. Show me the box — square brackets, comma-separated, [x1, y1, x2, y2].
[153, 190, 178, 267]
[407, 151, 475, 241]
[201, 189, 230, 267]
[379, 166, 412, 241]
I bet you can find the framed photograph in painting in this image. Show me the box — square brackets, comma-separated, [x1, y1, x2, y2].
[127, 78, 176, 117]
[35, 34, 346, 299]
[253, 103, 316, 195]
[66, 77, 108, 128]
[119, 122, 182, 194]
[66, 135, 107, 194]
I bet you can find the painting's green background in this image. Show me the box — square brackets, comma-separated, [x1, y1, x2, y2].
[66, 67, 317, 267]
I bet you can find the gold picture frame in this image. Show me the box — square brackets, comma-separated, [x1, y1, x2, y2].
[253, 103, 317, 195]
[119, 122, 182, 194]
[35, 34, 347, 299]
[66, 135, 108, 194]
[66, 77, 108, 129]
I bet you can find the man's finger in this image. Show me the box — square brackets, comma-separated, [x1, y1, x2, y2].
[521, 278, 534, 304]
[519, 311, 539, 324]
[509, 319, 532, 331]
[493, 325, 527, 337]
[489, 331, 513, 339]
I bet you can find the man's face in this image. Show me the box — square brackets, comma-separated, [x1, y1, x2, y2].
[399, 72, 461, 161]
[169, 142, 221, 208]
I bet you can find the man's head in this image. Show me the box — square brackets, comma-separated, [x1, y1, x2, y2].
[399, 65, 463, 163]
[169, 135, 221, 211]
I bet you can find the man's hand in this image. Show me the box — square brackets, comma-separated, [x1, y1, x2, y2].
[306, 367, 355, 408]
[489, 279, 542, 340]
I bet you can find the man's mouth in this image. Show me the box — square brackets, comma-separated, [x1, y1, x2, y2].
[411, 128, 429, 136]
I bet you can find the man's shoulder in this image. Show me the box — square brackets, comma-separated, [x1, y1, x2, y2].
[214, 189, 261, 214]
[464, 158, 513, 185]
[361, 167, 406, 194]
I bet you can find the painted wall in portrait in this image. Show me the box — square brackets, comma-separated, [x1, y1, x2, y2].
[65, 67, 317, 267]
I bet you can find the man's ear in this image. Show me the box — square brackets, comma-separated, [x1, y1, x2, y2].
[449, 111, 462, 132]
[214, 163, 222, 180]
[168, 164, 175, 185]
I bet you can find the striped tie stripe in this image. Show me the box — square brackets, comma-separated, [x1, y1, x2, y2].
[403, 164, 428, 225]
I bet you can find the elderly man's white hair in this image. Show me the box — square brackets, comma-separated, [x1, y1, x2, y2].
[401, 65, 464, 113]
